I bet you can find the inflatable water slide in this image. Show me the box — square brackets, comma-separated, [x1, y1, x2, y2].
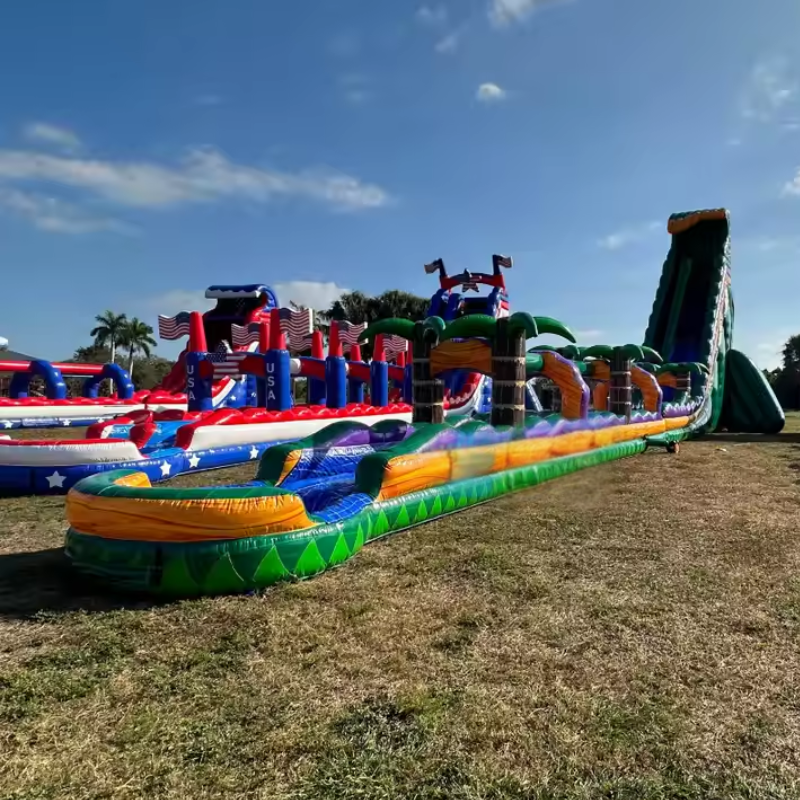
[64, 209, 785, 597]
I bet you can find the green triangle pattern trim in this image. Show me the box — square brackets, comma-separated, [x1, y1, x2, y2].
[444, 495, 456, 512]
[160, 556, 199, 596]
[230, 549, 271, 583]
[430, 496, 443, 516]
[201, 554, 247, 594]
[343, 529, 359, 553]
[372, 509, 390, 536]
[252, 546, 291, 585]
[315, 530, 341, 564]
[415, 501, 429, 523]
[328, 533, 353, 566]
[275, 537, 313, 574]
[394, 506, 411, 529]
[294, 540, 327, 577]
[186, 551, 225, 588]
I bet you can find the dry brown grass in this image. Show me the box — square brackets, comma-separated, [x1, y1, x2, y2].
[2, 418, 800, 798]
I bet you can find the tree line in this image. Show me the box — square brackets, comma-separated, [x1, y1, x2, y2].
[764, 334, 800, 410]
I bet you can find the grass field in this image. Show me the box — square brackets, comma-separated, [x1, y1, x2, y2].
[2, 418, 800, 799]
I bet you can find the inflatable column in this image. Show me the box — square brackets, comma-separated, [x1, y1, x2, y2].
[186, 312, 212, 412]
[325, 322, 347, 409]
[264, 309, 292, 411]
[186, 352, 213, 411]
[347, 344, 365, 404]
[308, 330, 326, 406]
[402, 342, 413, 404]
[370, 334, 389, 408]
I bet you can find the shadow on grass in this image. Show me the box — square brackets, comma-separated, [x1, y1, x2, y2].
[0, 548, 163, 620]
[709, 432, 800, 444]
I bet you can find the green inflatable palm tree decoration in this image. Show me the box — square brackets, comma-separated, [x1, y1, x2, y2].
[360, 316, 448, 424]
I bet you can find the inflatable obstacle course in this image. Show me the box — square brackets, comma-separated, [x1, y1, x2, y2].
[0, 274, 510, 494]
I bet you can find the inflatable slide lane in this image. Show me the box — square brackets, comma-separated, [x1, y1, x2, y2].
[644, 209, 784, 435]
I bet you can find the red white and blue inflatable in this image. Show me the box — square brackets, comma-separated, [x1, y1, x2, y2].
[0, 265, 534, 495]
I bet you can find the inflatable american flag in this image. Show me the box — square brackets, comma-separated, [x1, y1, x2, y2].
[231, 322, 261, 347]
[337, 321, 366, 352]
[158, 312, 192, 340]
[383, 335, 408, 360]
[209, 350, 249, 379]
[279, 307, 314, 349]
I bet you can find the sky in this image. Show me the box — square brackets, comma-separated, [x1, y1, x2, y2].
[0, 0, 799, 368]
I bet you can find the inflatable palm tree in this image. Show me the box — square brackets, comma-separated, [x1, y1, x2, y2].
[360, 317, 447, 423]
[362, 312, 575, 427]
[439, 313, 575, 427]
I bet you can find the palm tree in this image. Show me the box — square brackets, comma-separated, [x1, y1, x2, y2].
[90, 310, 128, 364]
[360, 317, 447, 423]
[119, 318, 157, 379]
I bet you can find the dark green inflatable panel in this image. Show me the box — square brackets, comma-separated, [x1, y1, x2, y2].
[721, 348, 785, 434]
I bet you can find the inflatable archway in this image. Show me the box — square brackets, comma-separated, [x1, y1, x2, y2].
[81, 363, 135, 400]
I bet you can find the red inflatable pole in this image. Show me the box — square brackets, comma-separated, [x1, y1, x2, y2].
[328, 321, 342, 357]
[373, 334, 385, 362]
[258, 319, 271, 353]
[311, 330, 324, 359]
[189, 311, 207, 353]
[269, 308, 285, 350]
[350, 343, 362, 362]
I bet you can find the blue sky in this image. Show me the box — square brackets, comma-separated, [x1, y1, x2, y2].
[0, 0, 799, 368]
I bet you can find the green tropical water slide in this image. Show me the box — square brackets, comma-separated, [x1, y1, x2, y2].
[643, 209, 784, 435]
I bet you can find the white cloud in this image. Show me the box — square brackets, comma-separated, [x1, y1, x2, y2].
[597, 220, 661, 250]
[752, 338, 789, 371]
[782, 168, 800, 196]
[0, 146, 391, 212]
[489, 0, 564, 27]
[435, 30, 462, 54]
[23, 122, 81, 153]
[739, 58, 797, 123]
[328, 31, 360, 58]
[0, 187, 134, 235]
[194, 94, 223, 107]
[415, 5, 448, 26]
[146, 290, 214, 313]
[272, 280, 349, 310]
[741, 234, 800, 252]
[338, 74, 374, 106]
[476, 82, 506, 102]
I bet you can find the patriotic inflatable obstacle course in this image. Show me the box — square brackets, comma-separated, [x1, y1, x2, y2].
[0, 358, 141, 429]
[0, 285, 289, 429]
[1, 268, 507, 494]
[64, 211, 786, 597]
